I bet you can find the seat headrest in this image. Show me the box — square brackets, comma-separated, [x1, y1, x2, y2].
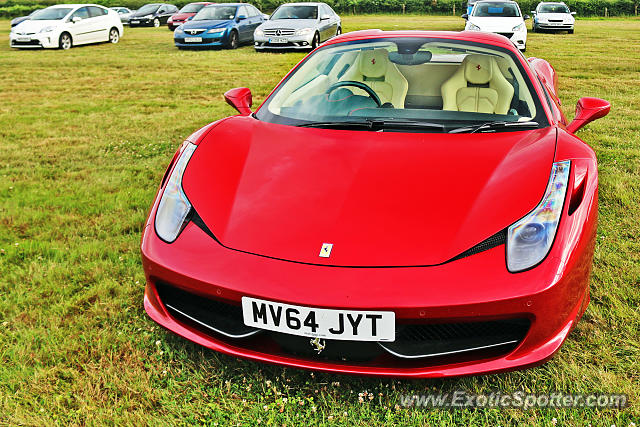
[463, 54, 494, 84]
[359, 49, 389, 78]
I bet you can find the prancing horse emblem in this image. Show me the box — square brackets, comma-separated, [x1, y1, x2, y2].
[476, 64, 482, 70]
[319, 243, 333, 258]
[310, 337, 326, 354]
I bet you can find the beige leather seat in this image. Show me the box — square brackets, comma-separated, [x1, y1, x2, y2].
[340, 48, 408, 109]
[441, 54, 514, 114]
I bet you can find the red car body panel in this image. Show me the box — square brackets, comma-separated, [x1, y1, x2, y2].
[183, 118, 556, 266]
[167, 2, 213, 29]
[141, 30, 603, 377]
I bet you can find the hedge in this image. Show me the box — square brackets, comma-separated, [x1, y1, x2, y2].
[1, 0, 637, 18]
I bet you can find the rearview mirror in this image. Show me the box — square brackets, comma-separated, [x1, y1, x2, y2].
[237, 14, 247, 20]
[566, 97, 610, 133]
[320, 14, 330, 20]
[72, 16, 82, 23]
[524, 14, 530, 19]
[224, 87, 252, 116]
[461, 13, 468, 19]
[530, 10, 536, 14]
[571, 11, 577, 15]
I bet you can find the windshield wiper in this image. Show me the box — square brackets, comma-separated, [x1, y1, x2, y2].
[297, 119, 445, 132]
[448, 121, 540, 134]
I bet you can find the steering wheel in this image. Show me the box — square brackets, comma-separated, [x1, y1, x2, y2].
[326, 81, 382, 107]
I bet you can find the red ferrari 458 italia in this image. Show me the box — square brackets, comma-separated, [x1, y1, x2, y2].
[141, 30, 610, 377]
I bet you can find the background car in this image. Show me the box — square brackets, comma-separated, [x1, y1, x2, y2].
[10, 9, 39, 28]
[10, 4, 123, 50]
[463, 0, 529, 51]
[254, 2, 341, 50]
[141, 30, 610, 377]
[167, 2, 213, 30]
[129, 3, 178, 27]
[174, 3, 264, 49]
[532, 2, 576, 33]
[110, 7, 135, 25]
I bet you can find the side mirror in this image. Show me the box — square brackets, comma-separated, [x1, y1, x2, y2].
[566, 97, 610, 133]
[72, 16, 82, 23]
[524, 14, 530, 19]
[224, 87, 252, 116]
[530, 10, 536, 14]
[320, 14, 330, 20]
[237, 14, 247, 20]
[263, 13, 270, 20]
[571, 11, 577, 15]
[461, 13, 468, 19]
[186, 15, 193, 20]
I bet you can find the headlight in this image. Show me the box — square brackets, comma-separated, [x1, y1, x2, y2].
[155, 143, 197, 243]
[254, 27, 264, 37]
[506, 161, 570, 272]
[512, 23, 525, 31]
[295, 27, 313, 35]
[40, 26, 55, 33]
[467, 23, 481, 31]
[207, 28, 225, 34]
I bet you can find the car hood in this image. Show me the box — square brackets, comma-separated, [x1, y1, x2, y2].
[182, 117, 557, 267]
[132, 9, 158, 17]
[469, 17, 524, 31]
[260, 19, 318, 30]
[13, 19, 61, 32]
[537, 12, 574, 21]
[181, 19, 230, 29]
[170, 12, 195, 20]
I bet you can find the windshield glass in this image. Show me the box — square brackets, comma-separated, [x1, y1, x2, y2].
[31, 7, 72, 20]
[180, 3, 207, 13]
[539, 3, 570, 13]
[193, 5, 236, 20]
[256, 38, 546, 131]
[472, 2, 521, 17]
[271, 5, 318, 20]
[137, 4, 160, 14]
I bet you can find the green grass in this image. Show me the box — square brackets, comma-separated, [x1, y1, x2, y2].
[1, 15, 638, 425]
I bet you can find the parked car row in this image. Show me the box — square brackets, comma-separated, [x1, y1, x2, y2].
[462, 0, 576, 51]
[8, 1, 575, 51]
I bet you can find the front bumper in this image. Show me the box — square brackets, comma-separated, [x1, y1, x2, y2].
[536, 22, 574, 31]
[129, 18, 154, 27]
[254, 34, 314, 50]
[174, 32, 227, 48]
[141, 159, 597, 377]
[9, 32, 58, 49]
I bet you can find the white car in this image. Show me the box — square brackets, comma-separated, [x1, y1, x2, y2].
[463, 0, 528, 51]
[532, 2, 575, 33]
[10, 4, 123, 50]
[254, 2, 341, 50]
[110, 7, 135, 25]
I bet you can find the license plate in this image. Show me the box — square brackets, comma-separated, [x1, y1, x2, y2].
[184, 37, 202, 42]
[241, 297, 395, 341]
[130, 20, 139, 24]
[269, 37, 288, 44]
[16, 37, 31, 42]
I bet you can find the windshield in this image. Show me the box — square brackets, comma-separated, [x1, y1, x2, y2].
[31, 7, 72, 20]
[472, 2, 521, 17]
[180, 3, 207, 13]
[256, 38, 546, 131]
[193, 5, 236, 20]
[539, 3, 570, 13]
[271, 5, 318, 20]
[137, 4, 160, 14]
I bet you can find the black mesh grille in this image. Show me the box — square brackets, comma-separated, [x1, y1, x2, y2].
[497, 32, 514, 38]
[448, 229, 507, 262]
[12, 40, 41, 46]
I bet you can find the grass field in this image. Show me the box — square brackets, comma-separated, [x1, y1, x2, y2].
[1, 15, 639, 425]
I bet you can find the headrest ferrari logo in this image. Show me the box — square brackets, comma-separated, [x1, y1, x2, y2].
[476, 64, 482, 70]
[310, 337, 326, 354]
[319, 243, 333, 258]
[371, 58, 376, 65]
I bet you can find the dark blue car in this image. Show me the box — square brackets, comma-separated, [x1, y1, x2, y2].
[174, 3, 264, 49]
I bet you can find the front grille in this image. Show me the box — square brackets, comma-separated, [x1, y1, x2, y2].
[175, 37, 216, 44]
[156, 282, 259, 338]
[12, 39, 41, 46]
[182, 29, 206, 35]
[548, 19, 564, 22]
[264, 28, 295, 36]
[497, 32, 514, 38]
[155, 282, 529, 365]
[381, 318, 530, 358]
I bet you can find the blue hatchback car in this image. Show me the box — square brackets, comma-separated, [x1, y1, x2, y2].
[174, 3, 264, 49]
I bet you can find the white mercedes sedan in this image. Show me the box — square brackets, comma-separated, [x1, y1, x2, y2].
[10, 4, 123, 50]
